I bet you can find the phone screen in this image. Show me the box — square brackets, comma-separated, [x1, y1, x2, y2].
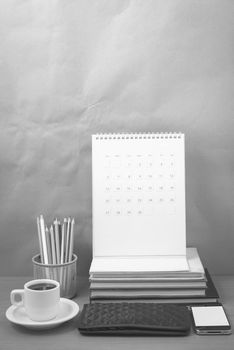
[191, 305, 231, 334]
[192, 306, 229, 327]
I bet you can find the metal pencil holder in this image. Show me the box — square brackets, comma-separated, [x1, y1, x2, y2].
[32, 254, 77, 299]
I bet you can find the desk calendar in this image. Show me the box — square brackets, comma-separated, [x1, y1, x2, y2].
[92, 133, 187, 270]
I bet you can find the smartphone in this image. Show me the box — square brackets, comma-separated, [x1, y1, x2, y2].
[191, 305, 232, 335]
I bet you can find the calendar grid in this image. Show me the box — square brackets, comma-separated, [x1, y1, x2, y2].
[92, 133, 186, 257]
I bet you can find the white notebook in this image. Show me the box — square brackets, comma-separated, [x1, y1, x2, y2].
[92, 133, 187, 270]
[90, 248, 204, 276]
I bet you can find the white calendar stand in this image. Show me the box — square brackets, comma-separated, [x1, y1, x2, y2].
[91, 133, 188, 273]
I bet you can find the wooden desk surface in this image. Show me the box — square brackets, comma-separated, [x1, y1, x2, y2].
[1, 276, 234, 350]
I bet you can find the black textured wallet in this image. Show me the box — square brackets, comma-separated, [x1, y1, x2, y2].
[77, 303, 191, 336]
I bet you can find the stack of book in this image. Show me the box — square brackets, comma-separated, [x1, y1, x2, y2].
[89, 248, 219, 305]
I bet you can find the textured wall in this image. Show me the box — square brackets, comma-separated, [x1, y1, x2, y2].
[0, 0, 233, 276]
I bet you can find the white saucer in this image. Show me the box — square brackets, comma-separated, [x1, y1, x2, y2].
[5, 298, 79, 330]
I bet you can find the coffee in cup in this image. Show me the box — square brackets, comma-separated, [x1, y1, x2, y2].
[10, 279, 60, 321]
[28, 282, 56, 291]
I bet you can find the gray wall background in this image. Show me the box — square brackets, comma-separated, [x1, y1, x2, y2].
[0, 0, 233, 276]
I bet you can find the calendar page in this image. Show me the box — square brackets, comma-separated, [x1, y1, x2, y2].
[92, 133, 186, 258]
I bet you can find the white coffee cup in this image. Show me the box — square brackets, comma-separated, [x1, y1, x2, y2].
[10, 279, 60, 321]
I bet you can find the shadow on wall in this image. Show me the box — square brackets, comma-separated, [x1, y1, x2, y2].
[186, 143, 233, 274]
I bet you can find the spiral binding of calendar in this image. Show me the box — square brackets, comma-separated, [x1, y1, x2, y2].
[94, 132, 183, 140]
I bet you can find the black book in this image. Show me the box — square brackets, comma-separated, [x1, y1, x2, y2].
[203, 268, 219, 300]
[90, 268, 219, 305]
